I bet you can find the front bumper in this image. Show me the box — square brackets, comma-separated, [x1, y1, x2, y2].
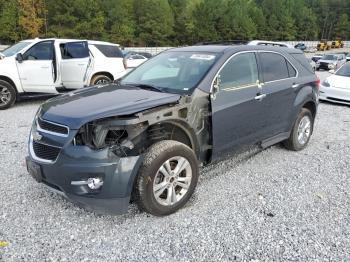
[316, 63, 335, 70]
[27, 134, 143, 215]
[319, 84, 350, 105]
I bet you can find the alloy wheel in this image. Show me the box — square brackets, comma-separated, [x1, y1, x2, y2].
[95, 79, 110, 85]
[297, 115, 311, 145]
[153, 156, 192, 206]
[0, 87, 11, 106]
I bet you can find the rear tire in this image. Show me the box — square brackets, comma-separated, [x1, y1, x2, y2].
[0, 80, 16, 110]
[283, 108, 314, 151]
[135, 140, 198, 216]
[90, 74, 112, 85]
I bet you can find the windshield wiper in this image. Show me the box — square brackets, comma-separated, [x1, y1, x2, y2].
[126, 83, 164, 93]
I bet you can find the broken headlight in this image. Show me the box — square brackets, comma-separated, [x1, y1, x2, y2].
[73, 123, 132, 154]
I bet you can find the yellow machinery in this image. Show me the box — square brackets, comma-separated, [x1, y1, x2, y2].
[317, 39, 331, 51]
[331, 39, 344, 48]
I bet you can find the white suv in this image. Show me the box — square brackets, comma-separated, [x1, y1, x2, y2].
[0, 38, 126, 109]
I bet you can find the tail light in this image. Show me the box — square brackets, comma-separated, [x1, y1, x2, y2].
[123, 58, 127, 69]
[315, 77, 320, 90]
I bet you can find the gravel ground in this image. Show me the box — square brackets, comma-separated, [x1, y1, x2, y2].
[1, 72, 350, 261]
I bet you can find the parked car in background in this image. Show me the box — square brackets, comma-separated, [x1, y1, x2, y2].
[123, 50, 153, 59]
[26, 45, 318, 216]
[320, 62, 350, 105]
[135, 51, 152, 59]
[311, 54, 324, 62]
[345, 53, 350, 62]
[124, 53, 148, 68]
[294, 43, 307, 51]
[316, 54, 346, 71]
[0, 38, 126, 109]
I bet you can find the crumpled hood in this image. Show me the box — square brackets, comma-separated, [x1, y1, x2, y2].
[40, 84, 181, 129]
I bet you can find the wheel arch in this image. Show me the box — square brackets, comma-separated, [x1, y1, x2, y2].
[302, 100, 317, 119]
[147, 119, 200, 159]
[0, 75, 17, 94]
[90, 71, 114, 84]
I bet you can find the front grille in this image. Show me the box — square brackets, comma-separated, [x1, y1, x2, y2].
[320, 62, 328, 68]
[38, 118, 68, 135]
[32, 141, 61, 161]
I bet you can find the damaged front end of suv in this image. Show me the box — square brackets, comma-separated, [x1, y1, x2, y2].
[26, 49, 217, 215]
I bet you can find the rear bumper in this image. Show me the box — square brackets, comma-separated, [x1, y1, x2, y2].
[27, 142, 143, 215]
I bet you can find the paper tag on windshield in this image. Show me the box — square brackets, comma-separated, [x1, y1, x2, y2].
[190, 54, 215, 60]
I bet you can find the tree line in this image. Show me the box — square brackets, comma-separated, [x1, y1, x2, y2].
[0, 0, 349, 46]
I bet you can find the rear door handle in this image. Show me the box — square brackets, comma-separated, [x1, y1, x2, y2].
[41, 66, 49, 69]
[254, 94, 266, 101]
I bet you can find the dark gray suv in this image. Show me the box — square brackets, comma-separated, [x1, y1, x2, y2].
[26, 45, 319, 216]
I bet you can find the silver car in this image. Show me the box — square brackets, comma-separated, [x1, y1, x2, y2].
[316, 54, 346, 71]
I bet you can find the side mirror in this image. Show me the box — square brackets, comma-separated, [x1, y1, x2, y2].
[329, 69, 335, 74]
[16, 53, 23, 63]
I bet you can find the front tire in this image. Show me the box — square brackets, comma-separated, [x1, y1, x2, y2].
[90, 74, 112, 85]
[135, 140, 199, 216]
[0, 80, 16, 110]
[283, 108, 314, 151]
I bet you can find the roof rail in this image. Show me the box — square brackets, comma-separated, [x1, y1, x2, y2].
[195, 40, 248, 46]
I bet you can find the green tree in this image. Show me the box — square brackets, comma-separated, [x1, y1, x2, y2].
[46, 0, 105, 39]
[218, 0, 258, 40]
[134, 0, 174, 46]
[192, 0, 225, 42]
[169, 0, 200, 45]
[0, 0, 19, 43]
[334, 13, 349, 39]
[261, 0, 296, 40]
[101, 0, 136, 45]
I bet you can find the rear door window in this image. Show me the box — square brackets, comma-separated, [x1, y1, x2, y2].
[94, 44, 123, 58]
[60, 41, 89, 59]
[259, 52, 290, 82]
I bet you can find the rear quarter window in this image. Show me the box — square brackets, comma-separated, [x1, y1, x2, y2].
[94, 44, 123, 58]
[291, 53, 314, 73]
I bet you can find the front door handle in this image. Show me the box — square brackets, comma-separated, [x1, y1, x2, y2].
[255, 94, 266, 101]
[41, 66, 49, 69]
[292, 83, 299, 88]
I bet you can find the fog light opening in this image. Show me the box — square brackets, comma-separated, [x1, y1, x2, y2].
[87, 177, 104, 190]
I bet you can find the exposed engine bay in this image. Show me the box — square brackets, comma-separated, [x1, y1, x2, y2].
[72, 89, 212, 162]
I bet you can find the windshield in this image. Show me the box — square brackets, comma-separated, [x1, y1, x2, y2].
[322, 55, 336, 60]
[335, 63, 350, 77]
[121, 51, 219, 94]
[2, 42, 32, 57]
